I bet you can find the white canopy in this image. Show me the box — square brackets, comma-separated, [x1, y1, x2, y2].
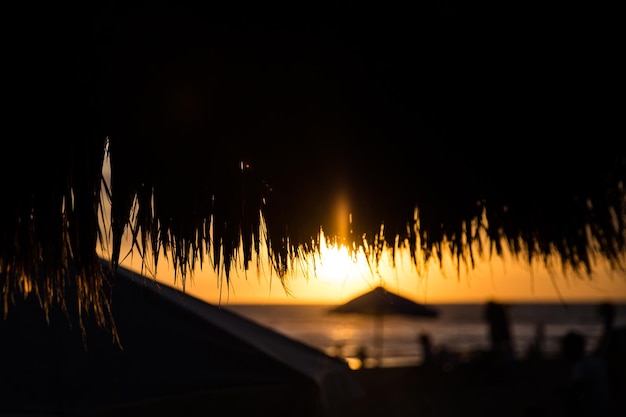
[0, 261, 362, 416]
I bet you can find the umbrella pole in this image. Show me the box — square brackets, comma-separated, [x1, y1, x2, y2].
[375, 314, 384, 367]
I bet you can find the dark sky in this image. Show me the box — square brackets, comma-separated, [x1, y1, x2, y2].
[84, 0, 621, 223]
[17, 0, 620, 159]
[46, 0, 613, 156]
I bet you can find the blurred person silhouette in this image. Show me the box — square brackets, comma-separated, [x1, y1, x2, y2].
[594, 302, 616, 357]
[593, 301, 626, 413]
[356, 345, 369, 370]
[418, 332, 434, 367]
[560, 331, 610, 417]
[483, 300, 514, 361]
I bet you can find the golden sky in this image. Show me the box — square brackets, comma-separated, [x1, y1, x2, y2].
[115, 237, 626, 306]
[101, 157, 626, 306]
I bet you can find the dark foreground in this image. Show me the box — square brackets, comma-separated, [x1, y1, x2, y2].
[337, 357, 625, 417]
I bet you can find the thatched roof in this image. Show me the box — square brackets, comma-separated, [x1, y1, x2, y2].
[2, 1, 624, 322]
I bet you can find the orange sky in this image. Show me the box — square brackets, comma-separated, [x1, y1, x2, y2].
[101, 158, 626, 306]
[114, 237, 626, 306]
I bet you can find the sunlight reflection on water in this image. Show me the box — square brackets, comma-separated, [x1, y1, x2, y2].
[227, 303, 625, 368]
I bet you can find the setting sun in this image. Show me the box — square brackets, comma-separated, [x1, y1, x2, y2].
[97, 138, 626, 307]
[112, 225, 626, 306]
[303, 238, 374, 287]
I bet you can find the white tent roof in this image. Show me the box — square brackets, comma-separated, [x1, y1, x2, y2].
[0, 261, 363, 416]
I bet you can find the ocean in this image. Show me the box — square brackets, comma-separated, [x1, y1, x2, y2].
[225, 302, 626, 368]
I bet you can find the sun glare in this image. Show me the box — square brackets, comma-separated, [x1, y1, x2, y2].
[307, 238, 377, 288]
[99, 154, 626, 306]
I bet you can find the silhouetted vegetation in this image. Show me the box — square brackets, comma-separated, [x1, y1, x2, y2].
[2, 1, 624, 323]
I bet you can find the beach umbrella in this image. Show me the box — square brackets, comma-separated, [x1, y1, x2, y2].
[2, 1, 625, 326]
[329, 286, 439, 366]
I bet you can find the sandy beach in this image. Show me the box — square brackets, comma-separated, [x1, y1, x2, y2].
[334, 356, 625, 417]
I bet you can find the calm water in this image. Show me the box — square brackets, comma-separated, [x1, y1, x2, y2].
[226, 302, 626, 368]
